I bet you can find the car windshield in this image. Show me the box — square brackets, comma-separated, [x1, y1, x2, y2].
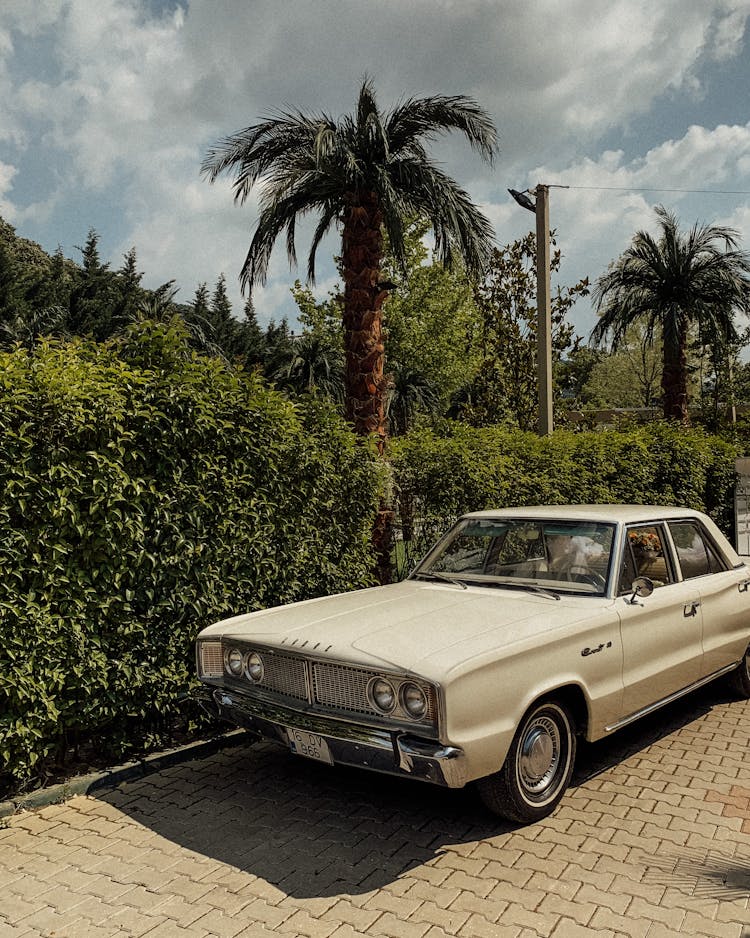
[414, 518, 615, 595]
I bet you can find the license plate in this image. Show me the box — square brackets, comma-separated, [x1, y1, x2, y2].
[286, 727, 333, 765]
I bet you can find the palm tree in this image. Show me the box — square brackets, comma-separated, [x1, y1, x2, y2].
[202, 77, 497, 451]
[591, 205, 750, 422]
[386, 361, 441, 436]
[202, 78, 497, 582]
[272, 333, 344, 402]
[0, 305, 70, 350]
[120, 282, 225, 359]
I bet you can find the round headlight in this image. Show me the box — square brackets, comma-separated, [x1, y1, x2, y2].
[245, 652, 264, 684]
[225, 647, 244, 676]
[369, 678, 396, 713]
[401, 682, 428, 719]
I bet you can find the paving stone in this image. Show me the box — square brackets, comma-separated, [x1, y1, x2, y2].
[326, 899, 382, 931]
[0, 695, 746, 938]
[590, 906, 651, 937]
[460, 917, 522, 938]
[446, 889, 510, 922]
[408, 898, 471, 933]
[680, 912, 749, 937]
[328, 926, 377, 938]
[550, 920, 616, 938]
[276, 908, 345, 938]
[367, 911, 430, 938]
[537, 892, 597, 927]
[189, 908, 249, 938]
[0, 895, 40, 925]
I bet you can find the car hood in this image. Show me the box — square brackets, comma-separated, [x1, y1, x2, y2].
[199, 579, 611, 679]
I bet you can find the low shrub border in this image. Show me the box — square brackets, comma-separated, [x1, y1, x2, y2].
[390, 421, 739, 576]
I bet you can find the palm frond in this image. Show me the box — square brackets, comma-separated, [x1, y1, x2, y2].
[204, 77, 498, 293]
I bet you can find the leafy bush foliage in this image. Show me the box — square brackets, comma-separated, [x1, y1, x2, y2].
[390, 422, 738, 576]
[0, 322, 383, 786]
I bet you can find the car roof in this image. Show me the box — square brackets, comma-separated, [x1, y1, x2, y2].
[462, 505, 707, 524]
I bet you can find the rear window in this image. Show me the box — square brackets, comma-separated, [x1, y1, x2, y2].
[668, 520, 726, 579]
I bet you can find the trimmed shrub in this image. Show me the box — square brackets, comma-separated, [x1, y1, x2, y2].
[390, 421, 739, 575]
[0, 322, 383, 786]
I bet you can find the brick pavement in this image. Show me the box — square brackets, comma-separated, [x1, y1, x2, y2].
[0, 683, 747, 938]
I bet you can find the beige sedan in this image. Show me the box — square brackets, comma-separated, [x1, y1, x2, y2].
[194, 505, 750, 823]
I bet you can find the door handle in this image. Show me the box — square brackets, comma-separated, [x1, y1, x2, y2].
[683, 601, 701, 617]
[739, 579, 750, 593]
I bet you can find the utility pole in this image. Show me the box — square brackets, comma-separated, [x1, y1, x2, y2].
[534, 185, 553, 436]
[508, 183, 568, 436]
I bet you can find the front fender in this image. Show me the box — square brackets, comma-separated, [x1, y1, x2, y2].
[440, 616, 623, 782]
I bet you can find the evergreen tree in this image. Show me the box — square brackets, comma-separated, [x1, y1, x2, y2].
[242, 297, 266, 367]
[263, 318, 294, 376]
[112, 247, 145, 328]
[191, 282, 211, 318]
[0, 243, 30, 329]
[68, 230, 116, 340]
[23, 246, 72, 315]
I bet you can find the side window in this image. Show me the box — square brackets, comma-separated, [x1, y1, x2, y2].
[668, 520, 726, 579]
[621, 525, 672, 589]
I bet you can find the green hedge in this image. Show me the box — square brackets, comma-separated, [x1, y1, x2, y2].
[0, 322, 384, 786]
[390, 422, 739, 575]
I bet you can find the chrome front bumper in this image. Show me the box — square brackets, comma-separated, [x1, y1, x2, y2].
[194, 685, 467, 788]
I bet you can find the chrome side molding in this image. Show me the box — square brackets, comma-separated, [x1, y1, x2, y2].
[605, 661, 741, 733]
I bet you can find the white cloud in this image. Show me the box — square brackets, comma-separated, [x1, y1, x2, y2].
[2, 0, 750, 329]
[0, 161, 18, 220]
[511, 120, 750, 336]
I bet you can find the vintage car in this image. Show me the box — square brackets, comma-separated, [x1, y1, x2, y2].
[194, 505, 750, 823]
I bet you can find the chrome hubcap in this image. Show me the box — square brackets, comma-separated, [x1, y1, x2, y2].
[519, 716, 560, 794]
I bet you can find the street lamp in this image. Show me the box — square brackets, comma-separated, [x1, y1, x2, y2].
[508, 184, 567, 436]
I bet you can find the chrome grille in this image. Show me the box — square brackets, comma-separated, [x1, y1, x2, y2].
[256, 652, 308, 701]
[199, 641, 223, 678]
[313, 661, 437, 724]
[313, 662, 373, 715]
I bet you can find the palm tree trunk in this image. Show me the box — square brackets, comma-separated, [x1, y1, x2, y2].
[661, 321, 689, 422]
[341, 191, 388, 449]
[341, 191, 393, 584]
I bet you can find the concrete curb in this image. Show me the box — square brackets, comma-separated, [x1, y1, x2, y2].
[0, 729, 251, 820]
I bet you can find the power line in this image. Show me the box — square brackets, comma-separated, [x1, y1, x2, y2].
[563, 185, 750, 195]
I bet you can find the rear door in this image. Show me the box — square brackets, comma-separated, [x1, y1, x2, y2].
[666, 519, 750, 676]
[616, 522, 703, 718]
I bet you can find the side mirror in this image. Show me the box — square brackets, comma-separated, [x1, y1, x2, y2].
[627, 576, 654, 605]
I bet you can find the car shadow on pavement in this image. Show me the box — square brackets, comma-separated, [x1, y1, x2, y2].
[99, 740, 513, 898]
[99, 683, 725, 899]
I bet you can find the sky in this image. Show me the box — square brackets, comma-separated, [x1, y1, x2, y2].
[1, 0, 750, 339]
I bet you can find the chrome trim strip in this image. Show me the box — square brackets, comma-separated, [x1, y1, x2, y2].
[605, 662, 741, 733]
[212, 689, 395, 746]
[193, 687, 467, 788]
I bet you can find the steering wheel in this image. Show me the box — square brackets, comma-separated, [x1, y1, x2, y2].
[566, 565, 606, 590]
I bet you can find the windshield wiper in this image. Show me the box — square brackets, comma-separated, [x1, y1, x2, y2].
[476, 580, 561, 600]
[414, 572, 468, 589]
[511, 583, 561, 601]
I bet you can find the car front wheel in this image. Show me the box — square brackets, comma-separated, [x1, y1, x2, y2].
[477, 699, 576, 824]
[727, 644, 750, 698]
